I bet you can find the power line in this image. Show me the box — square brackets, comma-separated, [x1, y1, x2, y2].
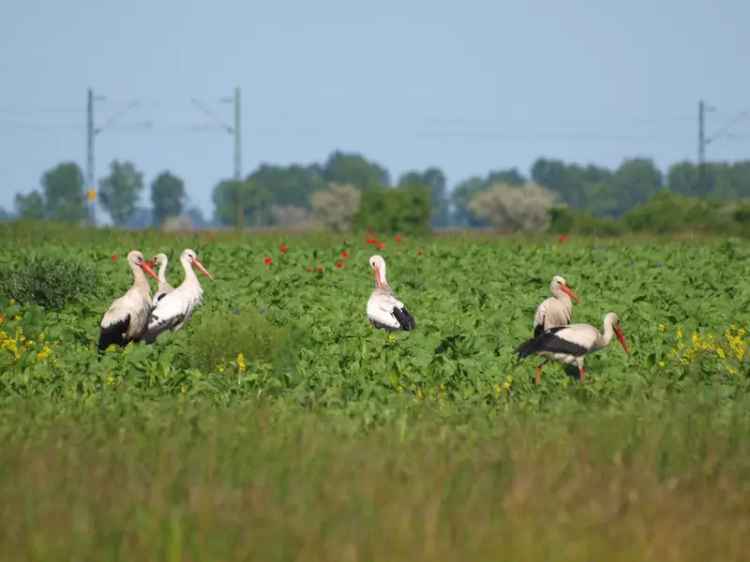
[190, 87, 242, 180]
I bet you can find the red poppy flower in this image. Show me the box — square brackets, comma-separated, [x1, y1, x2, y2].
[340, 250, 350, 259]
[111, 254, 118, 262]
[377, 242, 385, 251]
[335, 260, 345, 269]
[366, 237, 378, 245]
[394, 234, 402, 243]
[279, 242, 288, 254]
[558, 234, 569, 244]
[264, 257, 273, 266]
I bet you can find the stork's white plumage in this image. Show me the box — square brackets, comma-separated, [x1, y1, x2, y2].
[152, 253, 174, 303]
[366, 255, 416, 331]
[517, 312, 628, 383]
[98, 250, 159, 351]
[533, 275, 579, 337]
[143, 248, 213, 343]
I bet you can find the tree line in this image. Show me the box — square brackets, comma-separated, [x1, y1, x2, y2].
[7, 151, 750, 233]
[12, 162, 196, 228]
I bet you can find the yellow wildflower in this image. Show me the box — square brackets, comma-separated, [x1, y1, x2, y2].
[236, 352, 247, 373]
[35, 346, 52, 362]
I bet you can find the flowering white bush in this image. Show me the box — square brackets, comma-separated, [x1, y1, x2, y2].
[468, 182, 558, 232]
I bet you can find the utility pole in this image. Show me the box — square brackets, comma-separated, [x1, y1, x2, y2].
[698, 99, 706, 168]
[697, 99, 715, 195]
[191, 88, 243, 228]
[86, 88, 96, 225]
[85, 88, 142, 226]
[234, 86, 242, 181]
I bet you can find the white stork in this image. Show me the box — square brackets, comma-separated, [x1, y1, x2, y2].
[533, 275, 579, 337]
[98, 250, 159, 351]
[517, 312, 629, 384]
[366, 255, 416, 331]
[143, 248, 213, 343]
[152, 253, 174, 303]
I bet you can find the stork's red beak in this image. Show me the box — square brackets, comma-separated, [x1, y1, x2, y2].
[615, 326, 629, 354]
[561, 284, 580, 303]
[140, 261, 158, 280]
[192, 258, 214, 280]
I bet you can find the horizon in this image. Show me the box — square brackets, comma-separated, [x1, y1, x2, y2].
[2, 0, 749, 219]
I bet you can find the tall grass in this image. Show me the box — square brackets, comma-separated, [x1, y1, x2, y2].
[1, 396, 749, 562]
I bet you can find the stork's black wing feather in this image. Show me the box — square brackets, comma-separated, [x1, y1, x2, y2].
[143, 312, 185, 344]
[516, 327, 587, 358]
[392, 307, 416, 331]
[533, 321, 544, 338]
[98, 315, 130, 351]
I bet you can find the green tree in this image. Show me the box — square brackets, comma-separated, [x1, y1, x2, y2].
[213, 180, 246, 227]
[609, 158, 662, 213]
[322, 151, 390, 190]
[667, 162, 700, 197]
[353, 185, 430, 235]
[398, 167, 449, 227]
[41, 162, 86, 223]
[14, 190, 45, 220]
[212, 179, 273, 228]
[249, 164, 326, 210]
[99, 160, 144, 226]
[452, 176, 487, 227]
[151, 171, 186, 226]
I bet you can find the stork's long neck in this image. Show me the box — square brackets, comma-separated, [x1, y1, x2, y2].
[158, 261, 168, 285]
[180, 256, 200, 288]
[374, 264, 389, 290]
[131, 263, 151, 296]
[596, 319, 616, 349]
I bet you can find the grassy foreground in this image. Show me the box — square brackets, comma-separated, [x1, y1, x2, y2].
[2, 223, 750, 560]
[1, 396, 750, 562]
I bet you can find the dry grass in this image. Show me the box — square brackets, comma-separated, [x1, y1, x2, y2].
[1, 399, 749, 562]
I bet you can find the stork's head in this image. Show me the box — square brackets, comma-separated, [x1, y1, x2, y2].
[605, 312, 629, 354]
[127, 250, 158, 280]
[152, 253, 169, 267]
[182, 248, 214, 279]
[551, 275, 579, 303]
[369, 255, 387, 288]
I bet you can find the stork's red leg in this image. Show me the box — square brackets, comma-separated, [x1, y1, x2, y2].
[578, 366, 586, 383]
[535, 362, 545, 385]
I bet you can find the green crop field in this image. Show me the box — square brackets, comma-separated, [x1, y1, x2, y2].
[1, 222, 750, 561]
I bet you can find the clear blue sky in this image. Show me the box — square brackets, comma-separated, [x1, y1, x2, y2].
[1, 0, 748, 218]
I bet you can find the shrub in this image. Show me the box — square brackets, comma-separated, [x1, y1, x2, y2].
[623, 192, 724, 234]
[186, 305, 293, 373]
[353, 185, 430, 235]
[468, 183, 557, 232]
[548, 207, 625, 236]
[311, 184, 361, 232]
[0, 254, 97, 310]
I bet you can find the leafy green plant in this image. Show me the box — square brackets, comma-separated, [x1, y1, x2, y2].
[0, 254, 97, 310]
[186, 305, 293, 373]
